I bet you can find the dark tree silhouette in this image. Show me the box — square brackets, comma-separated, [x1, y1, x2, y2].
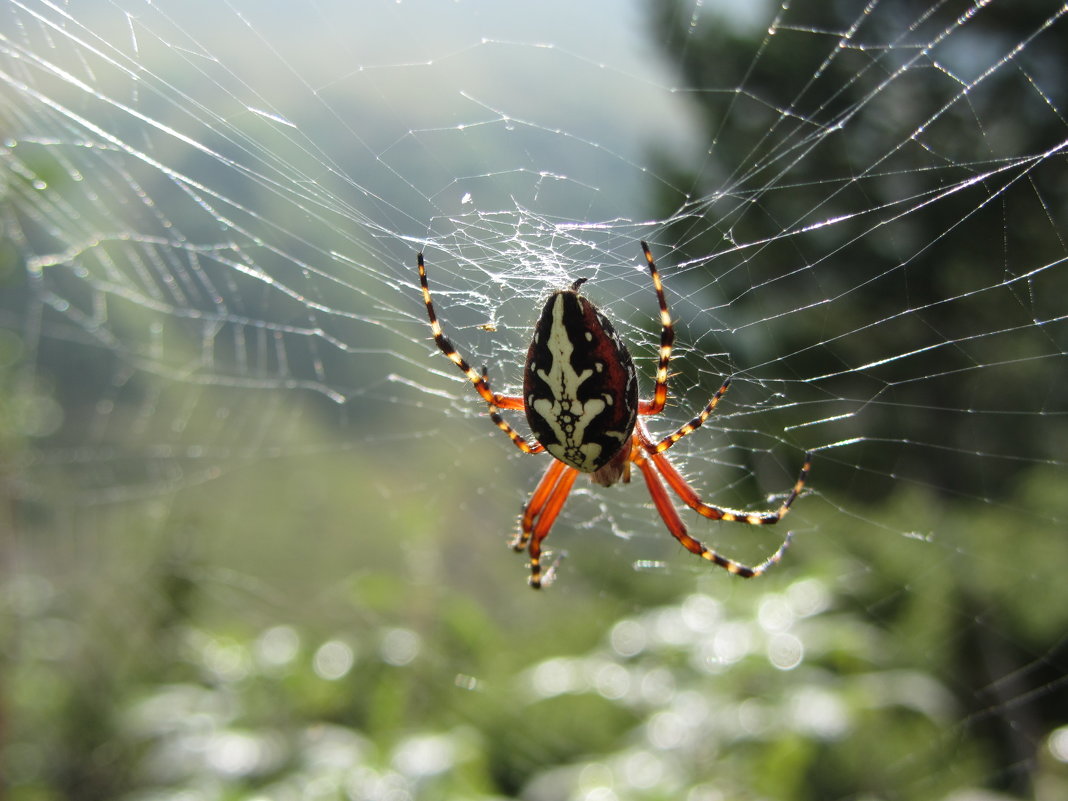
[647, 0, 1068, 502]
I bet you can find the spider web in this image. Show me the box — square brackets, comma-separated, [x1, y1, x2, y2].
[3, 0, 1068, 798]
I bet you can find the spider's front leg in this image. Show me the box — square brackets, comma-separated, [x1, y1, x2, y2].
[512, 458, 579, 588]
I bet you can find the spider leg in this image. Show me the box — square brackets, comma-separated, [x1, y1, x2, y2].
[418, 253, 540, 451]
[647, 433, 813, 524]
[511, 458, 579, 588]
[418, 252, 521, 409]
[482, 368, 544, 455]
[528, 468, 578, 589]
[636, 241, 675, 416]
[511, 458, 568, 552]
[651, 377, 732, 452]
[634, 450, 793, 578]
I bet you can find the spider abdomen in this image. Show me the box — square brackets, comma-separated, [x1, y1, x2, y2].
[523, 284, 638, 474]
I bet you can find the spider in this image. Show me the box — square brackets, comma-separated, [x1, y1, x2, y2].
[417, 242, 812, 588]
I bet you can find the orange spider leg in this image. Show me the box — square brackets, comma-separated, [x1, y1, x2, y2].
[511, 458, 568, 552]
[512, 459, 579, 588]
[634, 451, 793, 578]
[648, 445, 812, 525]
[528, 468, 578, 589]
[489, 396, 525, 411]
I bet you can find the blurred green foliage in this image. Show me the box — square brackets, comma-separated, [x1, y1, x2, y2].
[4, 391, 1068, 800]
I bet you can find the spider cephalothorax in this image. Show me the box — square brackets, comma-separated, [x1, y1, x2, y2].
[418, 242, 811, 588]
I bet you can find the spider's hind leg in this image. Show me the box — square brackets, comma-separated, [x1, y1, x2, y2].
[481, 367, 544, 455]
[417, 253, 542, 453]
[637, 241, 675, 416]
[417, 252, 513, 409]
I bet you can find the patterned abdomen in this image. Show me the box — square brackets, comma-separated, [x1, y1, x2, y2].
[523, 286, 638, 473]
